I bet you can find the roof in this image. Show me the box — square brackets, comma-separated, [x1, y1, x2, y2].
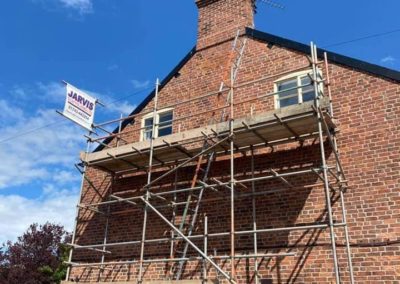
[246, 28, 400, 83]
[94, 28, 400, 152]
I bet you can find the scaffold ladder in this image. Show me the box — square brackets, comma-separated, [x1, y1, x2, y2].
[174, 29, 248, 280]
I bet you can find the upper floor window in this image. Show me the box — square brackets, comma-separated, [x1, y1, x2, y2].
[141, 109, 173, 141]
[274, 70, 323, 108]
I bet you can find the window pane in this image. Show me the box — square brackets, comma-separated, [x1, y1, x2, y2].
[158, 111, 173, 133]
[143, 117, 153, 140]
[301, 76, 311, 85]
[301, 76, 315, 102]
[158, 127, 172, 137]
[144, 117, 153, 127]
[279, 96, 298, 108]
[278, 79, 297, 98]
[159, 112, 173, 123]
[302, 91, 315, 102]
[144, 130, 153, 140]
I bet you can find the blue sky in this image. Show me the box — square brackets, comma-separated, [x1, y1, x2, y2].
[0, 0, 399, 243]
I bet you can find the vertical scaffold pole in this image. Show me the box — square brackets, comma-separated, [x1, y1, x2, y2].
[169, 167, 178, 279]
[203, 215, 208, 283]
[117, 113, 123, 147]
[324, 52, 355, 284]
[98, 178, 112, 281]
[138, 78, 160, 283]
[229, 56, 236, 281]
[251, 146, 259, 284]
[98, 119, 121, 280]
[65, 133, 92, 281]
[311, 42, 340, 284]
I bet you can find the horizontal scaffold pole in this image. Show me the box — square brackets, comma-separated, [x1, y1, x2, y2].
[81, 166, 330, 209]
[65, 252, 295, 268]
[144, 134, 232, 188]
[71, 222, 346, 250]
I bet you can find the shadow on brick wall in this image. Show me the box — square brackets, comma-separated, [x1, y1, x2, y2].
[70, 140, 337, 282]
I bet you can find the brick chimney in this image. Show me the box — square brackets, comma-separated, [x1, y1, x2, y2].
[195, 0, 255, 49]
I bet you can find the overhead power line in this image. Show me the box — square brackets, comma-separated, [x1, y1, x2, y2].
[0, 85, 152, 145]
[0, 121, 64, 144]
[322, 28, 400, 48]
[107, 85, 152, 106]
[2, 27, 399, 145]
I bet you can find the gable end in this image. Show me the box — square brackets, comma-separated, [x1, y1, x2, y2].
[95, 28, 400, 152]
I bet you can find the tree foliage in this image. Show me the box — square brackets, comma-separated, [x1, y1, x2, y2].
[0, 223, 71, 284]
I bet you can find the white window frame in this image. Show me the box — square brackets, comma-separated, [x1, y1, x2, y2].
[140, 108, 174, 141]
[274, 69, 323, 109]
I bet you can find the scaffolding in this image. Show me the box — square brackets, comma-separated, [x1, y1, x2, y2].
[65, 36, 355, 284]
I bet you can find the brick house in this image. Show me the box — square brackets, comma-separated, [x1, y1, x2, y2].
[63, 0, 400, 283]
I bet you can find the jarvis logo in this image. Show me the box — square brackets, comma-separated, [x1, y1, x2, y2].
[68, 90, 94, 112]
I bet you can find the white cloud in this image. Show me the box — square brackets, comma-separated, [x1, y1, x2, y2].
[0, 83, 90, 243]
[10, 86, 29, 100]
[37, 81, 65, 103]
[0, 100, 84, 188]
[380, 56, 396, 65]
[37, 81, 136, 116]
[0, 187, 78, 243]
[0, 100, 24, 123]
[0, 82, 137, 189]
[32, 0, 93, 15]
[131, 79, 150, 90]
[0, 80, 138, 242]
[106, 100, 136, 116]
[59, 0, 93, 14]
[53, 170, 81, 184]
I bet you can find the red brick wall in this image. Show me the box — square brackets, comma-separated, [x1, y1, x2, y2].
[196, 0, 254, 49]
[68, 0, 400, 283]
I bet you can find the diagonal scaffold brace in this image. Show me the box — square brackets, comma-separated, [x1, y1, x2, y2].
[140, 196, 237, 284]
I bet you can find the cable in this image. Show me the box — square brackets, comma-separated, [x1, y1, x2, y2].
[106, 85, 152, 106]
[322, 28, 400, 48]
[4, 27, 399, 144]
[0, 121, 63, 144]
[0, 86, 152, 145]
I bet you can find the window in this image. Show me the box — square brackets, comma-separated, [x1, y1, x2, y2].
[141, 109, 173, 141]
[274, 70, 323, 108]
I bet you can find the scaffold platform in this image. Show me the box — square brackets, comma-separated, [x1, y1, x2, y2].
[81, 98, 335, 173]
